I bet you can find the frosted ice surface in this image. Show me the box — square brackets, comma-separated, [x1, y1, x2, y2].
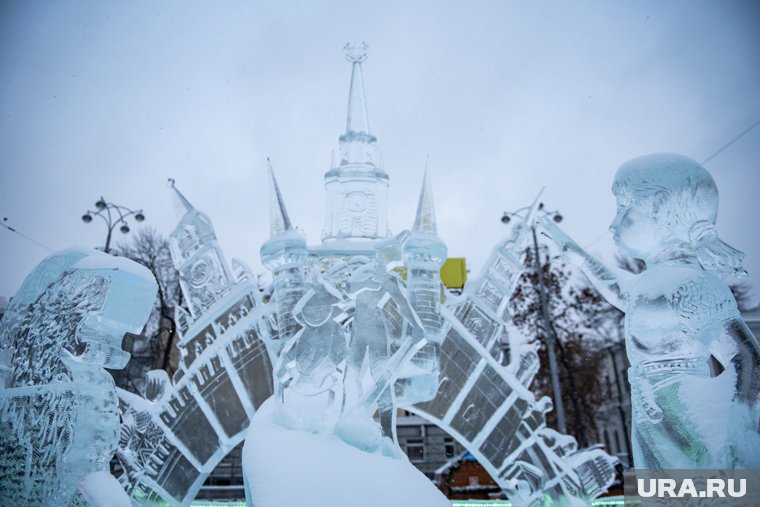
[0, 248, 156, 506]
[539, 153, 760, 470]
[78, 471, 131, 507]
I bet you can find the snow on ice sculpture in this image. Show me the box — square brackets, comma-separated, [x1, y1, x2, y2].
[0, 248, 156, 506]
[540, 153, 760, 469]
[114, 44, 617, 507]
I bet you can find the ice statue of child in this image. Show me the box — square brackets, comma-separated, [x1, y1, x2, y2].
[539, 153, 760, 469]
[337, 232, 426, 456]
[273, 275, 349, 434]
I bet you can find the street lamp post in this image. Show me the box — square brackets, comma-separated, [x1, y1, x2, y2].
[501, 202, 567, 434]
[81, 197, 145, 253]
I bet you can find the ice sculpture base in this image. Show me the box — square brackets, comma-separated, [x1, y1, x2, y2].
[243, 398, 450, 507]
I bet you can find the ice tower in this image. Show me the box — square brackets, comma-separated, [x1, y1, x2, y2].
[113, 183, 273, 506]
[323, 42, 389, 242]
[168, 181, 235, 321]
[260, 162, 308, 353]
[400, 168, 447, 402]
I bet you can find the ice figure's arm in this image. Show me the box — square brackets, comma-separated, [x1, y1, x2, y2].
[537, 216, 630, 311]
[78, 471, 131, 507]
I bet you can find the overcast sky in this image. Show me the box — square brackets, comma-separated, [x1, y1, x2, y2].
[1, 1, 759, 303]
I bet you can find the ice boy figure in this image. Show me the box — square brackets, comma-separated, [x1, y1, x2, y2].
[540, 153, 760, 469]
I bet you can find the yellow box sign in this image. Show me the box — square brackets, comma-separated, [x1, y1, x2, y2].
[440, 258, 467, 289]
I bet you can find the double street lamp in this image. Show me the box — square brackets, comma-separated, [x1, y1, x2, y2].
[501, 202, 567, 434]
[82, 197, 145, 253]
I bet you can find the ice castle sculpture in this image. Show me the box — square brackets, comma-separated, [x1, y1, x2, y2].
[115, 183, 274, 504]
[539, 153, 760, 470]
[114, 44, 617, 506]
[0, 248, 156, 506]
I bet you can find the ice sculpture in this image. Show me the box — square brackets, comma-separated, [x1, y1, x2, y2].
[114, 183, 273, 505]
[264, 172, 430, 454]
[409, 201, 618, 505]
[0, 248, 156, 506]
[114, 44, 617, 507]
[539, 153, 760, 469]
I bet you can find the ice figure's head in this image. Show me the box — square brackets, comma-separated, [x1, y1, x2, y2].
[295, 284, 341, 327]
[610, 153, 744, 276]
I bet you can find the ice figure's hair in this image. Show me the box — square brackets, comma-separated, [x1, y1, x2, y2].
[612, 153, 746, 278]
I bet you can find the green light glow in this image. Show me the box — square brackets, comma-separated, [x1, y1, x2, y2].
[189, 496, 626, 507]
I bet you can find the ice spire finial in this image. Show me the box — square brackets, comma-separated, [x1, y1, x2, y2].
[267, 159, 293, 237]
[412, 159, 438, 235]
[344, 42, 370, 135]
[168, 178, 195, 219]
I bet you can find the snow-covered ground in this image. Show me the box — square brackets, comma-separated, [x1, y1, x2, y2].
[243, 398, 450, 507]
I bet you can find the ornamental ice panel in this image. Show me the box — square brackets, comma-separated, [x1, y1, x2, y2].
[410, 206, 618, 506]
[115, 185, 274, 506]
[0, 248, 156, 506]
[539, 153, 760, 470]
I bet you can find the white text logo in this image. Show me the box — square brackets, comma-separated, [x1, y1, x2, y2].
[637, 478, 746, 498]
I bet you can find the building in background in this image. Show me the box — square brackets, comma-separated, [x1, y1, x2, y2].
[435, 451, 503, 500]
[593, 340, 632, 468]
[396, 412, 466, 479]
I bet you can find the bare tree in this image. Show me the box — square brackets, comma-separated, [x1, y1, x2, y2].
[115, 228, 186, 390]
[509, 246, 613, 447]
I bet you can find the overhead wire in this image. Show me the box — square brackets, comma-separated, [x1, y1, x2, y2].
[1, 218, 53, 252]
[576, 117, 760, 251]
[701, 118, 760, 166]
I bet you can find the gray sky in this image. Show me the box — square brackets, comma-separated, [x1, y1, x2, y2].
[1, 1, 759, 303]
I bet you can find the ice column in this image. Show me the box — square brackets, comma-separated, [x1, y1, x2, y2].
[260, 162, 308, 351]
[400, 169, 447, 403]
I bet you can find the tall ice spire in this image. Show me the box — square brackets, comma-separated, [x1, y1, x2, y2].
[323, 43, 389, 241]
[412, 161, 437, 235]
[267, 159, 293, 237]
[168, 178, 195, 220]
[403, 163, 447, 402]
[345, 42, 371, 136]
[336, 42, 379, 167]
[260, 163, 307, 352]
